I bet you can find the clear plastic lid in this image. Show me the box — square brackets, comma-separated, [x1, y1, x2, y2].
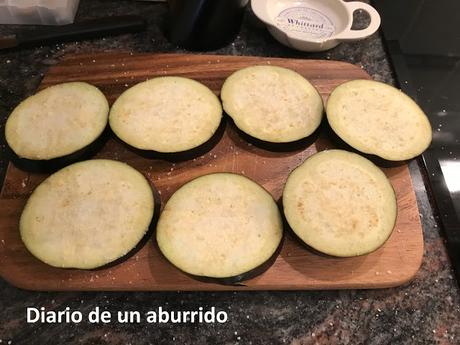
[0, 0, 80, 25]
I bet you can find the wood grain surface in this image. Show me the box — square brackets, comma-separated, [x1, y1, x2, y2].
[0, 53, 423, 291]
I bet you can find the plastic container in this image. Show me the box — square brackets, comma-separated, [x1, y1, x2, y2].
[0, 0, 80, 25]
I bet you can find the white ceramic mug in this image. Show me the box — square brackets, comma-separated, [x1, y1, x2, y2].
[252, 0, 381, 52]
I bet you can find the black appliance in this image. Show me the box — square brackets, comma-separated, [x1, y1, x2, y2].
[373, 0, 460, 283]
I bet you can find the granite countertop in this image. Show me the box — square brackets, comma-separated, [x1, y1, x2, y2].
[0, 1, 459, 344]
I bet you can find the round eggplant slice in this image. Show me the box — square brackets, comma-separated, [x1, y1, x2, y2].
[283, 150, 397, 257]
[326, 79, 432, 161]
[109, 76, 222, 153]
[156, 173, 283, 281]
[20, 159, 155, 269]
[5, 82, 109, 161]
[221, 65, 323, 143]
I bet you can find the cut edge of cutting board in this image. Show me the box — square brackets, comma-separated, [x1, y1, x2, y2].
[0, 53, 424, 291]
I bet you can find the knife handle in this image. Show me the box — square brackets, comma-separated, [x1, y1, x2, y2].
[16, 15, 146, 46]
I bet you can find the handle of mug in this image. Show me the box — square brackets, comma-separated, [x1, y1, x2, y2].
[335, 2, 381, 41]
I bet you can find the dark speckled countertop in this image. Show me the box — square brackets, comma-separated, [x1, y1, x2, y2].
[0, 1, 459, 344]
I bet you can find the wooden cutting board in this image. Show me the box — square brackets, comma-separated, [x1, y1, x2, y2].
[0, 53, 423, 291]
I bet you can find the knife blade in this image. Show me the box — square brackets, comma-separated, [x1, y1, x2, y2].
[0, 15, 146, 50]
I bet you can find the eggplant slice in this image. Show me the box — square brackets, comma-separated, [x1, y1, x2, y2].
[326, 80, 432, 161]
[5, 82, 109, 161]
[20, 159, 155, 269]
[221, 65, 323, 143]
[156, 173, 283, 281]
[109, 76, 222, 153]
[283, 150, 397, 257]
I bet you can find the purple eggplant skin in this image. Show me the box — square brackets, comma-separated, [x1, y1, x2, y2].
[7, 127, 110, 174]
